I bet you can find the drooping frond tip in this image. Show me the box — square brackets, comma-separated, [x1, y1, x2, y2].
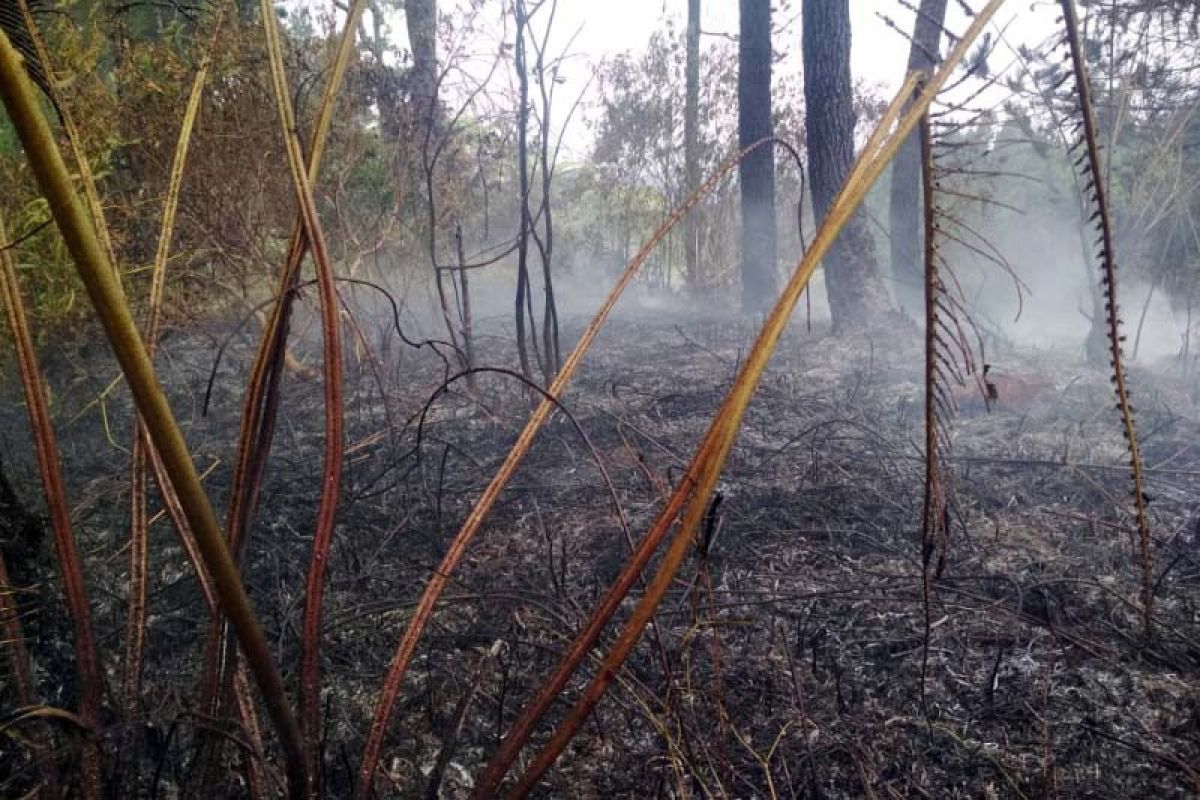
[0, 1, 58, 114]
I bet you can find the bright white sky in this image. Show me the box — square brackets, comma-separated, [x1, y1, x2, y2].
[548, 0, 1060, 98]
[558, 0, 930, 94]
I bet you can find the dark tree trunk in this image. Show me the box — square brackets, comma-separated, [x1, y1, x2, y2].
[684, 0, 701, 286]
[738, 0, 777, 312]
[802, 0, 894, 331]
[367, 4, 403, 140]
[514, 1, 534, 383]
[888, 0, 949, 317]
[406, 0, 437, 130]
[536, 46, 560, 382]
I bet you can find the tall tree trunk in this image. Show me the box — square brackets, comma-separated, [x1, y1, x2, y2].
[514, 0, 535, 383]
[406, 0, 437, 130]
[802, 0, 894, 331]
[738, 0, 777, 312]
[536, 36, 560, 381]
[367, 3, 403, 139]
[684, 0, 701, 287]
[888, 0, 948, 318]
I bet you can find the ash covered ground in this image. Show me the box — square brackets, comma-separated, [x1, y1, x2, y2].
[3, 305, 1200, 798]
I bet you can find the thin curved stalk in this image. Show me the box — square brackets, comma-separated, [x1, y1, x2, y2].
[259, 2, 345, 796]
[0, 207, 101, 799]
[495, 6, 1006, 794]
[195, 0, 365, 778]
[0, 26, 307, 800]
[123, 10, 230, 794]
[222, 0, 363, 560]
[356, 133, 810, 799]
[125, 0, 227, 732]
[0, 257, 60, 798]
[469, 93, 917, 797]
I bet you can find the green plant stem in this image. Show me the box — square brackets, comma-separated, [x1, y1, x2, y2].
[0, 25, 307, 799]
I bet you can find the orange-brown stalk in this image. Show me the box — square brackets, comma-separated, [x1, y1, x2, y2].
[259, 1, 348, 795]
[124, 0, 228, 745]
[0, 220, 61, 798]
[355, 135, 804, 799]
[470, 76, 923, 799]
[918, 104, 943, 715]
[492, 6, 1006, 794]
[195, 4, 365, 790]
[0, 24, 306, 799]
[0, 206, 102, 800]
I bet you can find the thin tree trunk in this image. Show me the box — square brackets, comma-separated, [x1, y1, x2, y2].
[455, 223, 476, 393]
[1132, 278, 1155, 362]
[535, 10, 560, 379]
[514, 0, 535, 382]
[685, 0, 701, 287]
[888, 0, 948, 317]
[802, 0, 894, 331]
[738, 0, 777, 312]
[406, 0, 437, 130]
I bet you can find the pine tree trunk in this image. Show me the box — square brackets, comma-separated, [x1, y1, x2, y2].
[684, 0, 701, 287]
[738, 0, 777, 312]
[406, 0, 437, 130]
[802, 0, 894, 331]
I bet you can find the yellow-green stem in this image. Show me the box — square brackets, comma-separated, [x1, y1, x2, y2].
[0, 25, 307, 799]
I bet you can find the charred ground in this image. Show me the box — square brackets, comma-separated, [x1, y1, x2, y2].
[2, 309, 1200, 798]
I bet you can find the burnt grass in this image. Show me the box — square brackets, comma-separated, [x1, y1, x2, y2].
[3, 306, 1200, 799]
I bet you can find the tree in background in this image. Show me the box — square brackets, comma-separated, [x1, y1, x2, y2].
[802, 0, 894, 331]
[684, 0, 700, 287]
[405, 0, 437, 131]
[888, 0, 949, 317]
[738, 0, 777, 312]
[585, 20, 806, 294]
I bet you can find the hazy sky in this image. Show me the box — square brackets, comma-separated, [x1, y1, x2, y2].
[547, 0, 1060, 100]
[558, 1, 923, 94]
[530, 1, 1058, 152]
[288, 0, 1063, 150]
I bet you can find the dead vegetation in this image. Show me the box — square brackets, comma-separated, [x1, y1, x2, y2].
[2, 0, 1199, 797]
[5, 310, 1200, 798]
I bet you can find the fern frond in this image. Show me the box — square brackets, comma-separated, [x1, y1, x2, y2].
[1060, 0, 1154, 637]
[917, 63, 1014, 712]
[921, 110, 952, 584]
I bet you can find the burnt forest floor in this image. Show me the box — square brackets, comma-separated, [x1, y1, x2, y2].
[2, 305, 1200, 799]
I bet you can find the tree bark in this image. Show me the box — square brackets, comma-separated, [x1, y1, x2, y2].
[366, 3, 403, 139]
[888, 0, 949, 318]
[514, 0, 536, 383]
[405, 0, 437, 130]
[738, 0, 777, 312]
[802, 0, 894, 331]
[684, 0, 701, 287]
